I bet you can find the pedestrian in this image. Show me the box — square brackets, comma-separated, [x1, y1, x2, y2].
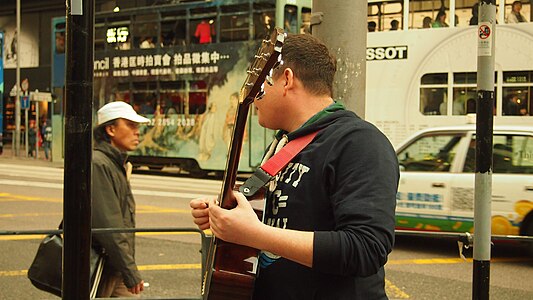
[42, 120, 52, 160]
[190, 34, 398, 299]
[92, 101, 149, 297]
[28, 120, 37, 157]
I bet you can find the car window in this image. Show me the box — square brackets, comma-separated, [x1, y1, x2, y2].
[463, 134, 533, 174]
[397, 133, 463, 172]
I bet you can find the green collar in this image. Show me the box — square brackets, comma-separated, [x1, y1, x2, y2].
[276, 101, 345, 139]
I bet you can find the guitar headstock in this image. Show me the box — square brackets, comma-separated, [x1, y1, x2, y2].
[240, 27, 285, 106]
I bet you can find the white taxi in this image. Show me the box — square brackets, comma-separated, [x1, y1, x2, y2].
[395, 125, 533, 251]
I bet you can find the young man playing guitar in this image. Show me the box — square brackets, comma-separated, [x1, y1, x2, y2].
[191, 34, 398, 299]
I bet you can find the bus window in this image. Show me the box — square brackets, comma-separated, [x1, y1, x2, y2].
[453, 72, 477, 115]
[189, 81, 207, 115]
[284, 5, 298, 34]
[505, 0, 530, 23]
[161, 19, 186, 47]
[503, 71, 532, 116]
[397, 133, 462, 172]
[219, 4, 250, 42]
[368, 1, 402, 31]
[420, 73, 447, 115]
[301, 7, 311, 34]
[54, 22, 65, 54]
[409, 0, 450, 29]
[133, 14, 158, 49]
[254, 11, 275, 39]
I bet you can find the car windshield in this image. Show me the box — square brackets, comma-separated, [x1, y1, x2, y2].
[397, 133, 463, 172]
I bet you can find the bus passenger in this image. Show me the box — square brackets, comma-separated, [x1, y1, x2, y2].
[390, 19, 399, 30]
[507, 1, 527, 23]
[195, 19, 214, 44]
[190, 34, 398, 299]
[422, 16, 432, 28]
[368, 21, 377, 32]
[432, 11, 449, 28]
[92, 101, 149, 297]
[469, 3, 479, 25]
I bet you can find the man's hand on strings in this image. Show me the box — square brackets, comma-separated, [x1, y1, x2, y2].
[208, 191, 264, 246]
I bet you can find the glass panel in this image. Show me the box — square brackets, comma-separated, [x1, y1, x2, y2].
[422, 73, 447, 84]
[452, 87, 477, 115]
[284, 5, 298, 34]
[409, 0, 450, 29]
[503, 87, 530, 116]
[397, 133, 463, 172]
[255, 11, 275, 39]
[505, 0, 530, 23]
[162, 20, 186, 47]
[219, 15, 248, 42]
[301, 7, 312, 34]
[420, 87, 447, 115]
[133, 15, 158, 49]
[464, 134, 533, 173]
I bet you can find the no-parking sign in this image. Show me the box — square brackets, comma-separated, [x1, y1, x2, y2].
[478, 22, 493, 57]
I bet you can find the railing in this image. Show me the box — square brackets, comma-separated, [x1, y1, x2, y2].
[0, 226, 213, 300]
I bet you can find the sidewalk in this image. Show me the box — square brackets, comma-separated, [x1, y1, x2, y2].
[0, 144, 64, 168]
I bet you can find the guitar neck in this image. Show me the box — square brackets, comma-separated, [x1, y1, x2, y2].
[219, 101, 251, 209]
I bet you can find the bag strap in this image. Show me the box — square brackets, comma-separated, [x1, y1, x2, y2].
[239, 130, 319, 196]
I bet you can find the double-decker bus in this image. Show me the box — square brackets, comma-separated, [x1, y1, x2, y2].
[366, 0, 533, 242]
[366, 0, 533, 146]
[52, 0, 311, 174]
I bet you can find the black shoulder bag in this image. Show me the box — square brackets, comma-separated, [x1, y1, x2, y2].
[27, 221, 105, 298]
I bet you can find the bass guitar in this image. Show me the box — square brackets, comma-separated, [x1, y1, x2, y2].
[201, 28, 285, 300]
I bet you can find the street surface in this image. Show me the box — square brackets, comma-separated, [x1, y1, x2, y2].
[0, 160, 532, 299]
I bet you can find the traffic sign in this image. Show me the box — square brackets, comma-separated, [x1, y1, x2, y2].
[21, 95, 30, 109]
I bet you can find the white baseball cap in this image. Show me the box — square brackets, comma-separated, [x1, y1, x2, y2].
[97, 101, 150, 125]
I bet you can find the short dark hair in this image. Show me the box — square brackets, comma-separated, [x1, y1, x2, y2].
[93, 119, 116, 143]
[273, 34, 336, 97]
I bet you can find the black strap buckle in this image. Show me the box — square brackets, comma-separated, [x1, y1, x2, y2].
[239, 168, 272, 197]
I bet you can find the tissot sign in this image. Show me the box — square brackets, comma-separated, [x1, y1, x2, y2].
[366, 46, 408, 61]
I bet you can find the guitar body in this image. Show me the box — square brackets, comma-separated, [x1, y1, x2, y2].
[204, 188, 264, 300]
[202, 28, 284, 299]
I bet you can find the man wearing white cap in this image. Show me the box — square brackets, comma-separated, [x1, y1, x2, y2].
[92, 101, 149, 297]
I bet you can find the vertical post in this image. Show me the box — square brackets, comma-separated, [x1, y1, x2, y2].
[311, 0, 367, 118]
[473, 1, 495, 300]
[36, 101, 39, 159]
[63, 0, 94, 299]
[24, 104, 28, 157]
[15, 0, 21, 156]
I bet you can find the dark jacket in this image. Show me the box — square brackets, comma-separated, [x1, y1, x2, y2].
[254, 109, 399, 300]
[92, 141, 142, 288]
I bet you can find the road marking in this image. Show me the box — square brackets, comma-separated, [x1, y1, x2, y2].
[385, 279, 410, 299]
[0, 263, 202, 277]
[0, 179, 217, 199]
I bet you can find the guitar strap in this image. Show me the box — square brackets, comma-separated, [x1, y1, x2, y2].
[239, 130, 319, 197]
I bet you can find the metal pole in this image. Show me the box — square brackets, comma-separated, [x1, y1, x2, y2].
[63, 0, 94, 298]
[35, 102, 39, 159]
[15, 0, 21, 156]
[24, 105, 28, 157]
[473, 1, 496, 299]
[310, 0, 366, 118]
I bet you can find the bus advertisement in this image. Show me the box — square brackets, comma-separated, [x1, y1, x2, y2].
[52, 0, 311, 174]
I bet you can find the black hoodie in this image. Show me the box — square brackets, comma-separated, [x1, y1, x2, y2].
[253, 109, 398, 300]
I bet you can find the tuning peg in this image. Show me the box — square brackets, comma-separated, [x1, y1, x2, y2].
[256, 89, 265, 100]
[265, 75, 273, 86]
